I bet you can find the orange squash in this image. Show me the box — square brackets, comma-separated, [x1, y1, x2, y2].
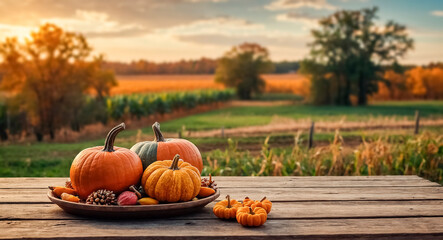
[131, 122, 203, 172]
[48, 186, 77, 198]
[213, 195, 242, 219]
[61, 193, 80, 203]
[250, 197, 272, 213]
[70, 123, 143, 199]
[236, 207, 267, 227]
[197, 187, 215, 198]
[141, 154, 201, 202]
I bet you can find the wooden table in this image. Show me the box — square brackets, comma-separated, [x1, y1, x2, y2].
[1, 176, 443, 239]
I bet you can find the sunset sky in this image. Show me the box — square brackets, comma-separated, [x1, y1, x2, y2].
[0, 0, 442, 64]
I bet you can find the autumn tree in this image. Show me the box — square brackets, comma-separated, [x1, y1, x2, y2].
[88, 55, 117, 101]
[215, 43, 274, 99]
[301, 7, 413, 105]
[0, 23, 112, 140]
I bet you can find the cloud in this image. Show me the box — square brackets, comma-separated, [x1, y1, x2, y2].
[158, 16, 264, 36]
[186, 0, 227, 2]
[265, 0, 336, 11]
[41, 10, 146, 38]
[275, 12, 321, 27]
[431, 10, 443, 17]
[176, 33, 307, 48]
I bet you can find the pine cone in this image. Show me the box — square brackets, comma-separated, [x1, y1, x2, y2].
[65, 181, 73, 189]
[86, 189, 117, 205]
[201, 174, 218, 189]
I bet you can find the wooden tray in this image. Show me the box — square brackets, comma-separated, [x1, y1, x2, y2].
[47, 189, 220, 219]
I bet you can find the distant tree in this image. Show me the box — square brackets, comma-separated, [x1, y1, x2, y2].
[215, 43, 274, 99]
[301, 7, 413, 105]
[88, 55, 117, 101]
[274, 61, 300, 73]
[0, 23, 110, 140]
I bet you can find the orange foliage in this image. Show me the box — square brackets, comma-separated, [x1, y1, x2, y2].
[374, 66, 443, 100]
[112, 74, 310, 96]
[375, 70, 409, 100]
[406, 67, 443, 99]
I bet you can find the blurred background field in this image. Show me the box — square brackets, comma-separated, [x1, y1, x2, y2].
[0, 1, 442, 183]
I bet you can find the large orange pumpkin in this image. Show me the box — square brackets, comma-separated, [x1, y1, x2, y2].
[130, 122, 203, 173]
[141, 154, 201, 202]
[70, 123, 143, 199]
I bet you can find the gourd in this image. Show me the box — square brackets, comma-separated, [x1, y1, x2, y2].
[61, 193, 80, 203]
[48, 186, 77, 198]
[70, 123, 143, 199]
[250, 197, 272, 213]
[138, 197, 159, 205]
[236, 207, 267, 227]
[213, 195, 242, 219]
[131, 122, 203, 172]
[197, 187, 215, 198]
[141, 154, 201, 202]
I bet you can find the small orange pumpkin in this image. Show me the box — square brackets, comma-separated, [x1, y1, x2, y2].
[242, 197, 254, 207]
[131, 122, 203, 172]
[236, 207, 267, 227]
[213, 195, 242, 219]
[250, 197, 272, 213]
[70, 123, 143, 199]
[141, 154, 201, 202]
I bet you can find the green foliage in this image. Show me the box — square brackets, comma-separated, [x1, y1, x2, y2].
[302, 7, 414, 105]
[202, 133, 443, 184]
[104, 89, 235, 121]
[215, 43, 274, 99]
[273, 61, 300, 73]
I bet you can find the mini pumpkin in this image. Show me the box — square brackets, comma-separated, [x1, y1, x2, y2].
[236, 207, 267, 227]
[70, 123, 143, 199]
[141, 154, 201, 202]
[131, 122, 203, 172]
[242, 197, 254, 207]
[213, 195, 242, 219]
[250, 197, 272, 213]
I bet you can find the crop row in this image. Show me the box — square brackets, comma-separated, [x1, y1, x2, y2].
[105, 89, 235, 120]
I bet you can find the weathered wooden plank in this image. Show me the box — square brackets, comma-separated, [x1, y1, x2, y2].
[1, 201, 442, 220]
[1, 187, 442, 203]
[1, 217, 443, 239]
[0, 176, 438, 189]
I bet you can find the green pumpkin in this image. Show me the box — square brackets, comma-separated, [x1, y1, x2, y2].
[130, 122, 203, 173]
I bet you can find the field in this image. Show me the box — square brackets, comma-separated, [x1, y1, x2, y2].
[1, 100, 442, 183]
[112, 74, 308, 95]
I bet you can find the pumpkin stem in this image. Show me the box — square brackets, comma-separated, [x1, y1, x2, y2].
[260, 196, 267, 202]
[103, 123, 125, 152]
[129, 185, 142, 199]
[152, 122, 165, 142]
[226, 195, 231, 208]
[170, 154, 181, 170]
[249, 207, 255, 215]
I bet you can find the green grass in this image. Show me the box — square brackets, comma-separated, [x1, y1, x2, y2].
[157, 100, 443, 132]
